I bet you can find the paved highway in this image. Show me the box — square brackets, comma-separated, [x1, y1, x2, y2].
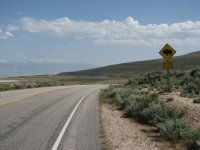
[0, 85, 107, 150]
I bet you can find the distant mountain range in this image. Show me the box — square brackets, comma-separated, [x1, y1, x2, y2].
[60, 51, 200, 78]
[0, 61, 96, 77]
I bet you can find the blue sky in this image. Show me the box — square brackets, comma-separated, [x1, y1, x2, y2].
[1, 0, 200, 69]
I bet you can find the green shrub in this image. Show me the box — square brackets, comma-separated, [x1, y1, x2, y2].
[105, 85, 116, 94]
[13, 84, 24, 89]
[183, 128, 200, 150]
[178, 68, 200, 97]
[137, 71, 163, 86]
[107, 87, 121, 98]
[106, 87, 136, 109]
[142, 101, 184, 125]
[114, 93, 125, 108]
[35, 81, 51, 87]
[124, 95, 147, 119]
[124, 96, 141, 117]
[156, 118, 188, 142]
[159, 84, 173, 93]
[176, 72, 185, 78]
[190, 68, 200, 78]
[124, 94, 159, 123]
[26, 84, 33, 88]
[139, 101, 162, 124]
[0, 84, 9, 91]
[193, 98, 200, 103]
[187, 128, 200, 141]
[125, 80, 136, 86]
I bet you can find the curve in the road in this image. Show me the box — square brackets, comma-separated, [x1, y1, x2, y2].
[52, 89, 98, 150]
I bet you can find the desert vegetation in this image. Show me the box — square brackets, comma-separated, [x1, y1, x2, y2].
[0, 81, 64, 92]
[102, 68, 200, 149]
[126, 68, 200, 100]
[0, 74, 122, 92]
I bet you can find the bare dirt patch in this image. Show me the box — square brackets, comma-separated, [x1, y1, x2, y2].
[101, 103, 184, 150]
[159, 93, 200, 128]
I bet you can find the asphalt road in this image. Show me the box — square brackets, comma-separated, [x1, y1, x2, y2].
[0, 85, 107, 150]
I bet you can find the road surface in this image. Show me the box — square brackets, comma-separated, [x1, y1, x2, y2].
[0, 85, 106, 150]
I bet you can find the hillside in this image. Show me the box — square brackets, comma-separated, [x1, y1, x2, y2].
[4, 51, 200, 86]
[0, 51, 200, 91]
[59, 51, 200, 78]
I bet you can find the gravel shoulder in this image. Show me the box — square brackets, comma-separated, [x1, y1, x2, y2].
[100, 103, 184, 150]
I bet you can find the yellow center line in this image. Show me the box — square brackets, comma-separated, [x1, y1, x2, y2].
[0, 93, 44, 106]
[0, 87, 71, 106]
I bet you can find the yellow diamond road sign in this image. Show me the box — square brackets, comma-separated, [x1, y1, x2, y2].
[163, 61, 173, 70]
[159, 44, 176, 60]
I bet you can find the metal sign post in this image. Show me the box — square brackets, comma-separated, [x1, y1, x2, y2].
[159, 44, 176, 92]
[166, 69, 170, 92]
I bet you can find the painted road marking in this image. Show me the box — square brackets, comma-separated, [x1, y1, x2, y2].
[0, 87, 72, 106]
[51, 89, 97, 150]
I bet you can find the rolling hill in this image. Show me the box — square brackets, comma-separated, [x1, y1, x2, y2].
[6, 51, 200, 85]
[59, 51, 200, 78]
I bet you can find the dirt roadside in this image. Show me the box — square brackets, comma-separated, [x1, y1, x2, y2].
[100, 103, 185, 150]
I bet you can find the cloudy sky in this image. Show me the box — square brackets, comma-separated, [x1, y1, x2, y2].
[1, 0, 200, 69]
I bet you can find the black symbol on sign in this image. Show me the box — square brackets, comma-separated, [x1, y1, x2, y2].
[163, 49, 172, 56]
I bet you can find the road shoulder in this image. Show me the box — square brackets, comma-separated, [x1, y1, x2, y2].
[100, 102, 184, 150]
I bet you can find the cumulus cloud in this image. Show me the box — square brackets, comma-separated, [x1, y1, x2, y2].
[19, 17, 200, 46]
[0, 24, 19, 39]
[2, 16, 200, 46]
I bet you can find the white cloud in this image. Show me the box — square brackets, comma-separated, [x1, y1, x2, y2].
[2, 16, 200, 46]
[19, 17, 200, 46]
[20, 17, 106, 37]
[0, 24, 19, 39]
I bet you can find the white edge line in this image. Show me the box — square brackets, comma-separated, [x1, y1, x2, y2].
[51, 89, 97, 150]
